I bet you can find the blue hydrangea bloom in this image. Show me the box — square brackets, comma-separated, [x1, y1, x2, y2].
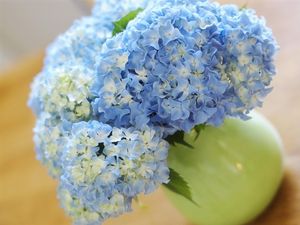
[93, 0, 277, 135]
[29, 64, 96, 121]
[45, 16, 111, 70]
[59, 121, 169, 225]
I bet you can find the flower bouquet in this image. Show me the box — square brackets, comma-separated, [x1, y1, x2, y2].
[28, 0, 282, 225]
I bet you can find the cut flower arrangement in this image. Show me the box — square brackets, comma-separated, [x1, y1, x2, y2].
[28, 0, 282, 225]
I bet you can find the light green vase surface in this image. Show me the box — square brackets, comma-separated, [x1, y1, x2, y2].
[165, 112, 283, 225]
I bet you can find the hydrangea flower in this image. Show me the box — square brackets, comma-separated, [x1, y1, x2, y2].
[29, 65, 95, 121]
[45, 16, 111, 70]
[93, 0, 277, 135]
[59, 121, 169, 225]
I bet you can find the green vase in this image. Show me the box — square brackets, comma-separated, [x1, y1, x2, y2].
[164, 112, 283, 225]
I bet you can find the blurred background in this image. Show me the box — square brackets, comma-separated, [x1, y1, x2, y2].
[0, 0, 300, 225]
[0, 0, 92, 70]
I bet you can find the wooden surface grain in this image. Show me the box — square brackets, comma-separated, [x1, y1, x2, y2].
[0, 0, 300, 225]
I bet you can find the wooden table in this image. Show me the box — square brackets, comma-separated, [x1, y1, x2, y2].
[0, 0, 299, 224]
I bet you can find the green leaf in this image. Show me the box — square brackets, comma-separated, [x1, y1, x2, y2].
[112, 8, 144, 36]
[166, 124, 207, 147]
[194, 124, 206, 141]
[163, 168, 198, 206]
[165, 130, 193, 149]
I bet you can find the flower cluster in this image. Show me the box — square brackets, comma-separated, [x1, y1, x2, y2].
[28, 0, 278, 224]
[59, 121, 168, 225]
[94, 0, 277, 135]
[45, 17, 111, 70]
[29, 65, 95, 121]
